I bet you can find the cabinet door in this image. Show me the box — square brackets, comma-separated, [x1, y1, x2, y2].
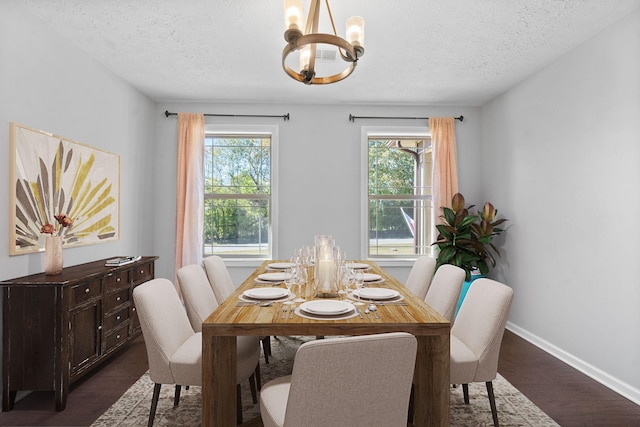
[69, 300, 102, 377]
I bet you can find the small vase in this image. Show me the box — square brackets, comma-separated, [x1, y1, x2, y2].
[44, 236, 63, 275]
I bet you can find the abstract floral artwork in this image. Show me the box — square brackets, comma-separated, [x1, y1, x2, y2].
[9, 123, 120, 255]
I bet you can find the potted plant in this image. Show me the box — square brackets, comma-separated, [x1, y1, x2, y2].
[432, 193, 507, 281]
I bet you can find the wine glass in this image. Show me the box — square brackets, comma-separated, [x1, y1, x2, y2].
[353, 269, 365, 306]
[293, 265, 307, 303]
[283, 268, 296, 305]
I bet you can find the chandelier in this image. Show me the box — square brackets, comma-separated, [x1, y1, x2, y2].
[283, 0, 365, 85]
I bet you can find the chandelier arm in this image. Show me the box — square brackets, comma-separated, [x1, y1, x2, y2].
[325, 0, 339, 36]
[305, 0, 320, 35]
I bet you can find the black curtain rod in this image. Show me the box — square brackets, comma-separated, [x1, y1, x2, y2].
[349, 114, 463, 122]
[164, 110, 290, 121]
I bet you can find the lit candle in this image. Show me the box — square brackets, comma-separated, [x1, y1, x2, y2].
[318, 259, 334, 292]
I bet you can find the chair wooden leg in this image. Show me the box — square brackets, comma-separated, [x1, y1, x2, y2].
[255, 362, 262, 390]
[249, 373, 258, 404]
[173, 385, 181, 406]
[261, 336, 271, 364]
[236, 384, 243, 425]
[462, 384, 470, 404]
[407, 383, 414, 424]
[148, 383, 162, 427]
[486, 381, 499, 427]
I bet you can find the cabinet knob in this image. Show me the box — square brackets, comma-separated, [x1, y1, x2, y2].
[140, 269, 145, 275]
[98, 325, 102, 330]
[116, 277, 121, 282]
[132, 307, 136, 312]
[116, 315, 121, 320]
[85, 288, 90, 294]
[116, 296, 121, 301]
[116, 334, 121, 339]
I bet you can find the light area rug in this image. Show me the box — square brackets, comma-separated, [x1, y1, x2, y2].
[92, 336, 559, 427]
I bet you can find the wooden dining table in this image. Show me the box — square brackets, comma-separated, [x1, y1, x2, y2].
[202, 260, 450, 427]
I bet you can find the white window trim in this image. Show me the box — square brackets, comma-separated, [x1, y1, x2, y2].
[360, 125, 430, 262]
[204, 124, 279, 261]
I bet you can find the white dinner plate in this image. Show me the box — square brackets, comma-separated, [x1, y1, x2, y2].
[243, 287, 290, 300]
[354, 288, 400, 300]
[362, 273, 383, 282]
[299, 300, 353, 315]
[257, 272, 291, 282]
[346, 262, 369, 270]
[267, 262, 295, 270]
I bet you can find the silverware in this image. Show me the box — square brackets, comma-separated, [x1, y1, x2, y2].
[236, 301, 273, 307]
[368, 304, 380, 319]
[357, 308, 364, 319]
[364, 308, 371, 318]
[377, 302, 408, 306]
[289, 305, 295, 319]
[281, 305, 288, 319]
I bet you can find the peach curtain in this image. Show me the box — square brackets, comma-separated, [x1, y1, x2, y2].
[430, 117, 459, 225]
[175, 113, 205, 294]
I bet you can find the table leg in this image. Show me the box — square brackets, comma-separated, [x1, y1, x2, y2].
[202, 335, 237, 427]
[413, 334, 450, 426]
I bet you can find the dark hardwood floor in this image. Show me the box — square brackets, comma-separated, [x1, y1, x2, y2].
[1, 330, 639, 426]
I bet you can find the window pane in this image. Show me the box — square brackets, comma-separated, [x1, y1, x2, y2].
[204, 198, 269, 257]
[368, 199, 433, 256]
[205, 137, 270, 194]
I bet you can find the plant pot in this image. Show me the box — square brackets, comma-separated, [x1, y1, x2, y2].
[44, 236, 63, 275]
[455, 272, 483, 317]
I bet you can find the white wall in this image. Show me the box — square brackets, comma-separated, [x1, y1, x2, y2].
[0, 1, 157, 281]
[154, 103, 481, 283]
[481, 9, 640, 403]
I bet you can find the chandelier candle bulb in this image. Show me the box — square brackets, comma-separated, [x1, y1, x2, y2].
[284, 0, 303, 32]
[299, 45, 311, 71]
[346, 16, 364, 48]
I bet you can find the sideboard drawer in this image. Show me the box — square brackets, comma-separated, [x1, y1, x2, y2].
[71, 280, 102, 307]
[132, 262, 153, 283]
[104, 323, 129, 352]
[105, 288, 130, 311]
[104, 306, 130, 331]
[104, 270, 130, 293]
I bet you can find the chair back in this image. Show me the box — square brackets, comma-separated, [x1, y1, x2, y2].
[283, 333, 417, 427]
[177, 264, 219, 333]
[405, 255, 437, 300]
[452, 278, 514, 382]
[425, 264, 465, 322]
[133, 278, 196, 385]
[203, 255, 235, 304]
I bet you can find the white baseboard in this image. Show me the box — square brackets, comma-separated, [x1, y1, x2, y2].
[506, 322, 640, 406]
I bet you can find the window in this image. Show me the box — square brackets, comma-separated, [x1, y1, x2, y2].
[203, 126, 277, 258]
[364, 128, 433, 258]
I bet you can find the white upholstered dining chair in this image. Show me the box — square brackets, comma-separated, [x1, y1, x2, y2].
[203, 255, 273, 363]
[450, 278, 514, 427]
[176, 264, 261, 407]
[404, 255, 437, 300]
[133, 278, 203, 427]
[202, 255, 235, 304]
[424, 264, 465, 322]
[260, 333, 417, 427]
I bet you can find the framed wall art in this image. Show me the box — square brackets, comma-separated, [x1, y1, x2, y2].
[9, 122, 120, 255]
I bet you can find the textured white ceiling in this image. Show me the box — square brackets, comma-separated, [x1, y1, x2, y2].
[18, 0, 640, 106]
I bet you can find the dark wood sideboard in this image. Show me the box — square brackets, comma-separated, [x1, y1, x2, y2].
[1, 256, 158, 411]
